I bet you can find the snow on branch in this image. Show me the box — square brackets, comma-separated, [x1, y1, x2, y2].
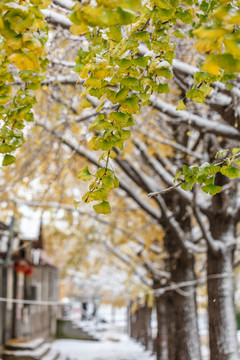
[150, 96, 240, 141]
[103, 240, 151, 286]
[173, 59, 240, 100]
[36, 120, 161, 221]
[52, 0, 74, 10]
[42, 9, 72, 28]
[135, 141, 193, 204]
[136, 129, 203, 160]
[193, 205, 224, 255]
[148, 182, 184, 197]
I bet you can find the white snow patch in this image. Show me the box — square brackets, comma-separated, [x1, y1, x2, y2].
[52, 333, 155, 360]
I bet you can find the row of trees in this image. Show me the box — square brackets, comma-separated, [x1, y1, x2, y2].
[1, 1, 240, 360]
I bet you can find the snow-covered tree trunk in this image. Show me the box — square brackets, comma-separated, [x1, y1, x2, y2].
[135, 302, 152, 349]
[164, 220, 201, 360]
[171, 252, 201, 360]
[154, 292, 168, 360]
[129, 304, 138, 340]
[129, 301, 152, 349]
[165, 291, 176, 360]
[142, 303, 152, 350]
[207, 247, 238, 360]
[207, 175, 239, 360]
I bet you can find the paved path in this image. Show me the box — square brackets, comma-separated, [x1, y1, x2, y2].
[52, 333, 154, 360]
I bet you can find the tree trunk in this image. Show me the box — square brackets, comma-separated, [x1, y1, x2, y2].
[164, 224, 201, 360]
[155, 292, 168, 360]
[129, 300, 152, 349]
[207, 174, 239, 360]
[129, 303, 138, 340]
[207, 247, 239, 360]
[135, 303, 152, 349]
[141, 303, 152, 350]
[171, 253, 201, 360]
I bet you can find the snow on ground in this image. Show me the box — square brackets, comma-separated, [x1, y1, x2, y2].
[52, 331, 155, 360]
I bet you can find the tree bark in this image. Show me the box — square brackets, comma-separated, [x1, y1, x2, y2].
[207, 247, 238, 360]
[155, 292, 168, 360]
[129, 301, 152, 348]
[163, 219, 201, 360]
[207, 174, 239, 360]
[171, 252, 201, 360]
[166, 291, 176, 360]
[134, 302, 152, 349]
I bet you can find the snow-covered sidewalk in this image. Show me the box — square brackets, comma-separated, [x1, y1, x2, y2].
[52, 332, 155, 360]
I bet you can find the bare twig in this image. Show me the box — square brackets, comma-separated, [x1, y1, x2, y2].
[148, 181, 184, 198]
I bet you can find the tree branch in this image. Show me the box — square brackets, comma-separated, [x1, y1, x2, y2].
[193, 205, 224, 255]
[150, 96, 240, 141]
[35, 120, 161, 221]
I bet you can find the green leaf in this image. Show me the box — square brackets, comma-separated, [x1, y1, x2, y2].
[220, 165, 240, 179]
[115, 58, 132, 68]
[2, 154, 16, 166]
[176, 8, 193, 24]
[131, 57, 149, 67]
[85, 77, 102, 88]
[201, 184, 222, 195]
[93, 201, 111, 214]
[119, 0, 142, 11]
[182, 164, 199, 183]
[88, 137, 100, 150]
[115, 87, 129, 102]
[120, 95, 139, 114]
[110, 112, 132, 127]
[156, 7, 175, 21]
[173, 29, 185, 38]
[200, 83, 212, 97]
[109, 150, 117, 159]
[132, 31, 150, 42]
[82, 188, 108, 203]
[113, 176, 119, 188]
[153, 0, 173, 9]
[0, 95, 11, 105]
[186, 89, 205, 103]
[90, 189, 108, 201]
[232, 148, 240, 155]
[155, 68, 173, 79]
[153, 83, 170, 94]
[102, 175, 114, 190]
[174, 170, 182, 182]
[89, 119, 112, 131]
[176, 99, 186, 110]
[121, 77, 142, 91]
[204, 54, 240, 74]
[107, 26, 122, 42]
[181, 182, 194, 191]
[73, 200, 81, 209]
[0, 144, 14, 153]
[78, 165, 92, 181]
[79, 98, 92, 109]
[98, 139, 114, 151]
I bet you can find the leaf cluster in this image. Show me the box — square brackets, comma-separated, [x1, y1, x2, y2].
[174, 148, 240, 195]
[0, 0, 49, 166]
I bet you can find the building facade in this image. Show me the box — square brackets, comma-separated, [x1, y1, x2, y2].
[0, 218, 59, 347]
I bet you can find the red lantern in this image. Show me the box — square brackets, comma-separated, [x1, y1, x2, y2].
[24, 265, 34, 276]
[14, 261, 34, 276]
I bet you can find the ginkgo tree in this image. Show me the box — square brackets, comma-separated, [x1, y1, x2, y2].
[70, 0, 240, 213]
[0, 0, 49, 165]
[1, 1, 240, 360]
[2, 0, 240, 213]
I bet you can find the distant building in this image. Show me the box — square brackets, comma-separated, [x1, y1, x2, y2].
[0, 217, 59, 346]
